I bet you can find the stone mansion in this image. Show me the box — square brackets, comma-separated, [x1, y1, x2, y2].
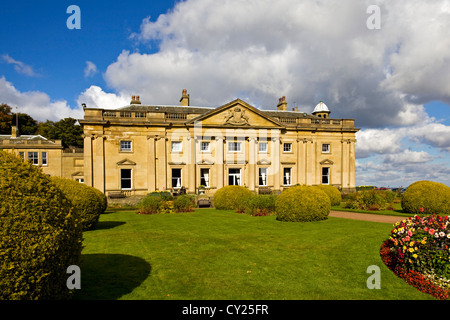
[1, 90, 359, 196]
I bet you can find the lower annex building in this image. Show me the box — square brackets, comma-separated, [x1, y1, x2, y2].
[79, 90, 359, 197]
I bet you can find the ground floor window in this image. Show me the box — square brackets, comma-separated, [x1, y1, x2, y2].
[259, 167, 268, 186]
[172, 168, 182, 189]
[42, 152, 47, 166]
[322, 167, 330, 185]
[283, 167, 292, 186]
[228, 168, 241, 186]
[120, 169, 132, 189]
[200, 168, 210, 188]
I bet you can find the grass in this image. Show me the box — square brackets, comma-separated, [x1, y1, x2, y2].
[74, 208, 433, 300]
[331, 202, 412, 217]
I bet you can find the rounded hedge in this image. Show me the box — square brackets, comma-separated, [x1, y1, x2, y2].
[0, 151, 83, 300]
[213, 185, 253, 211]
[313, 185, 342, 206]
[401, 180, 450, 215]
[275, 185, 331, 222]
[51, 177, 104, 230]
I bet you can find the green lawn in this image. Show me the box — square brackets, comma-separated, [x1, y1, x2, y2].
[331, 202, 412, 217]
[74, 208, 432, 300]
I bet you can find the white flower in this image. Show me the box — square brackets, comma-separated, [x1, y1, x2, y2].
[439, 231, 445, 237]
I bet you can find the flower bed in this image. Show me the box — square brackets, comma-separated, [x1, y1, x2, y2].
[381, 211, 450, 299]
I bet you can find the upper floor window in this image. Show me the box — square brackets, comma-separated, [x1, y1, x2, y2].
[258, 142, 267, 153]
[322, 144, 330, 153]
[120, 141, 132, 152]
[201, 141, 210, 152]
[283, 143, 292, 152]
[228, 142, 241, 152]
[172, 141, 182, 152]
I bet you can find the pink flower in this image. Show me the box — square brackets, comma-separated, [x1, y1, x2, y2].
[420, 207, 424, 212]
[429, 229, 435, 235]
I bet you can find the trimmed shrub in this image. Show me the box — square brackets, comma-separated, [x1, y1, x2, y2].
[313, 185, 342, 206]
[243, 194, 277, 216]
[401, 180, 450, 215]
[213, 185, 253, 211]
[275, 185, 331, 222]
[0, 151, 83, 300]
[137, 196, 163, 214]
[173, 194, 196, 213]
[92, 187, 108, 213]
[51, 177, 104, 230]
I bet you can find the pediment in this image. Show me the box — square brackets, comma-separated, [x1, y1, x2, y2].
[117, 158, 136, 166]
[320, 159, 334, 165]
[71, 171, 84, 177]
[257, 159, 271, 165]
[186, 99, 284, 129]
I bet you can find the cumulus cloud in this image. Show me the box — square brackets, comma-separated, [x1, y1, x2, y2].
[0, 76, 83, 121]
[77, 85, 130, 109]
[84, 61, 98, 78]
[107, 0, 450, 129]
[2, 54, 40, 77]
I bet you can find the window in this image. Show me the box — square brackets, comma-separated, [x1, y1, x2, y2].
[283, 143, 292, 152]
[322, 167, 330, 185]
[120, 169, 132, 189]
[259, 142, 267, 153]
[200, 141, 210, 152]
[172, 141, 182, 152]
[200, 168, 210, 188]
[28, 152, 38, 165]
[75, 178, 84, 183]
[120, 141, 132, 152]
[283, 168, 292, 186]
[172, 168, 182, 189]
[259, 168, 268, 186]
[322, 144, 330, 153]
[228, 168, 241, 186]
[228, 142, 241, 152]
[42, 152, 47, 166]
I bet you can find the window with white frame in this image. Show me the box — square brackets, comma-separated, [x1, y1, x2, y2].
[171, 141, 182, 152]
[283, 167, 292, 186]
[28, 152, 38, 165]
[200, 141, 210, 152]
[322, 143, 330, 153]
[228, 141, 241, 152]
[322, 167, 330, 185]
[120, 140, 132, 152]
[42, 152, 47, 165]
[200, 168, 210, 188]
[172, 168, 182, 189]
[258, 142, 267, 153]
[120, 169, 132, 189]
[283, 143, 292, 152]
[259, 167, 268, 186]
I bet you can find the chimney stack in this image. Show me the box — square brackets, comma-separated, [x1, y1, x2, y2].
[277, 96, 287, 111]
[180, 89, 190, 106]
[130, 95, 141, 104]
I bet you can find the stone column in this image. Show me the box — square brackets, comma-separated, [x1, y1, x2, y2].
[187, 136, 196, 193]
[93, 136, 105, 192]
[272, 136, 280, 192]
[248, 136, 256, 191]
[147, 136, 156, 192]
[215, 136, 224, 189]
[83, 134, 93, 187]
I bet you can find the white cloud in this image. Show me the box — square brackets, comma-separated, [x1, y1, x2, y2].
[0, 76, 82, 121]
[76, 85, 130, 109]
[84, 61, 98, 78]
[2, 54, 40, 77]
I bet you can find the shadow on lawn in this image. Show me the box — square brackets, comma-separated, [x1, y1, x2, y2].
[74, 254, 151, 300]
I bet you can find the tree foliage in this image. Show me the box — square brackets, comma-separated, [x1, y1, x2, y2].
[37, 118, 83, 148]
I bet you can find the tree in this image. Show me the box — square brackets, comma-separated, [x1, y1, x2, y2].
[0, 104, 13, 134]
[36, 118, 83, 148]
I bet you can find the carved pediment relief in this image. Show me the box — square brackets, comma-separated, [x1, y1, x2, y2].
[186, 99, 284, 128]
[257, 159, 272, 165]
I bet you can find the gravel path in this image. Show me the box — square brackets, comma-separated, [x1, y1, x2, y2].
[329, 210, 407, 224]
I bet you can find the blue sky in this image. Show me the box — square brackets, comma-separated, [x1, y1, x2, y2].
[1, 0, 449, 187]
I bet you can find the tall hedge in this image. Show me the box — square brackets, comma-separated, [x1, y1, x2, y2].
[313, 185, 342, 206]
[51, 177, 105, 230]
[401, 180, 450, 215]
[276, 185, 330, 222]
[213, 185, 253, 211]
[0, 151, 83, 300]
